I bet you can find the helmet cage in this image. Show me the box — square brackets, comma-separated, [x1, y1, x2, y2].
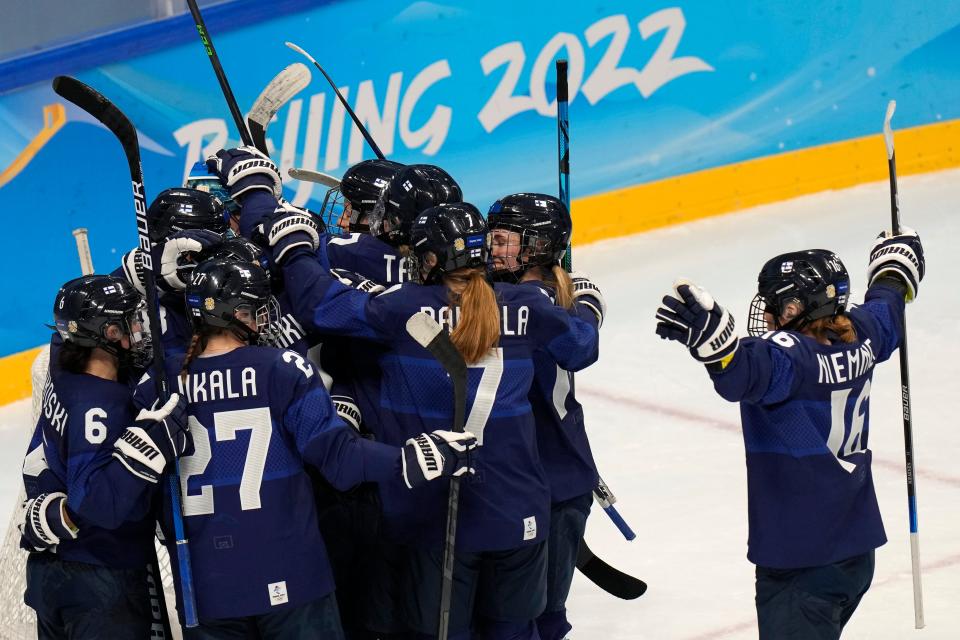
[487, 220, 558, 282]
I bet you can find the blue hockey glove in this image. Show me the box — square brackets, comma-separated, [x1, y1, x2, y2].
[401, 430, 477, 489]
[330, 268, 386, 295]
[206, 146, 282, 201]
[113, 393, 192, 484]
[266, 207, 322, 265]
[656, 278, 738, 364]
[570, 272, 606, 326]
[19, 492, 78, 552]
[867, 227, 924, 302]
[159, 229, 224, 290]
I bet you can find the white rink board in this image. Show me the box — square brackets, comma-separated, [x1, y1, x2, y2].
[1, 169, 957, 639]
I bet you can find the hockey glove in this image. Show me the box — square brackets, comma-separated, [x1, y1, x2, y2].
[656, 278, 739, 364]
[867, 227, 924, 302]
[331, 268, 386, 295]
[120, 248, 148, 296]
[206, 146, 282, 201]
[401, 430, 477, 489]
[113, 393, 192, 484]
[267, 207, 322, 265]
[19, 492, 78, 552]
[331, 394, 362, 433]
[570, 273, 606, 326]
[159, 230, 224, 290]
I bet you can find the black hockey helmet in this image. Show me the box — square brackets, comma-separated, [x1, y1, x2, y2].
[147, 188, 228, 243]
[53, 275, 151, 367]
[369, 164, 463, 246]
[200, 236, 272, 281]
[320, 159, 404, 235]
[747, 249, 851, 337]
[487, 193, 571, 282]
[408, 203, 490, 284]
[185, 258, 276, 344]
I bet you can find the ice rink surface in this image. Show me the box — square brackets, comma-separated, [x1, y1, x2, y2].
[0, 168, 957, 638]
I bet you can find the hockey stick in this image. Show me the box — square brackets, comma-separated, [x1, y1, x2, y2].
[883, 100, 925, 630]
[52, 76, 199, 630]
[577, 540, 647, 600]
[72, 228, 94, 275]
[185, 0, 256, 150]
[556, 59, 572, 272]
[405, 313, 467, 640]
[288, 167, 342, 189]
[248, 62, 312, 155]
[554, 59, 637, 544]
[285, 41, 387, 160]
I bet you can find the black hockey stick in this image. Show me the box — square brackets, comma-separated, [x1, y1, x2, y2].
[285, 41, 386, 160]
[577, 540, 646, 600]
[247, 62, 312, 155]
[882, 100, 925, 629]
[52, 76, 200, 629]
[405, 313, 467, 640]
[185, 0, 258, 151]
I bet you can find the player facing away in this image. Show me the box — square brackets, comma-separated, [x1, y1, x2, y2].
[132, 257, 475, 638]
[266, 201, 602, 640]
[654, 229, 924, 640]
[20, 275, 170, 638]
[487, 193, 605, 640]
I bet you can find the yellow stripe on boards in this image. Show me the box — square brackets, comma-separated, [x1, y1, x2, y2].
[0, 346, 45, 406]
[0, 104, 67, 190]
[571, 118, 960, 246]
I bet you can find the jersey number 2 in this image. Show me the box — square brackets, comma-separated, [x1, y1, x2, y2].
[179, 407, 273, 516]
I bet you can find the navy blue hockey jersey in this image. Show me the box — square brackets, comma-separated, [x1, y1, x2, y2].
[283, 251, 599, 552]
[709, 284, 904, 568]
[136, 346, 401, 620]
[32, 356, 155, 569]
[523, 282, 600, 504]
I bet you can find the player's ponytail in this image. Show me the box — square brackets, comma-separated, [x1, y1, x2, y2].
[543, 265, 574, 310]
[447, 268, 500, 364]
[179, 333, 204, 385]
[808, 314, 858, 344]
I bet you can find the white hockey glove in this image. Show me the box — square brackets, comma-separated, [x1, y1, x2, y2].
[330, 268, 386, 295]
[19, 492, 78, 552]
[120, 248, 148, 296]
[331, 394, 362, 433]
[206, 146, 282, 201]
[267, 208, 322, 265]
[159, 230, 223, 290]
[570, 273, 606, 326]
[113, 393, 192, 484]
[867, 227, 925, 302]
[401, 430, 477, 489]
[656, 278, 739, 364]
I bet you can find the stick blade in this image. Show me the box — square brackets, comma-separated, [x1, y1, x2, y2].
[288, 167, 341, 188]
[248, 62, 312, 127]
[883, 99, 897, 159]
[406, 312, 443, 348]
[576, 540, 647, 600]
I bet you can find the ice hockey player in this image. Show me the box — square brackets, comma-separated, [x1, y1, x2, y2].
[127, 256, 476, 635]
[266, 200, 603, 639]
[20, 275, 180, 638]
[654, 230, 924, 640]
[487, 193, 606, 640]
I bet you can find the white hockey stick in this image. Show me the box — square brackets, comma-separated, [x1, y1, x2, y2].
[72, 228, 94, 275]
[247, 62, 312, 153]
[287, 167, 341, 189]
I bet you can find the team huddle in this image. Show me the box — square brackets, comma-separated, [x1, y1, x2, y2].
[18, 142, 926, 640]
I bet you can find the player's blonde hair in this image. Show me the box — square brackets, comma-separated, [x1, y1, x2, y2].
[444, 267, 500, 364]
[540, 264, 573, 310]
